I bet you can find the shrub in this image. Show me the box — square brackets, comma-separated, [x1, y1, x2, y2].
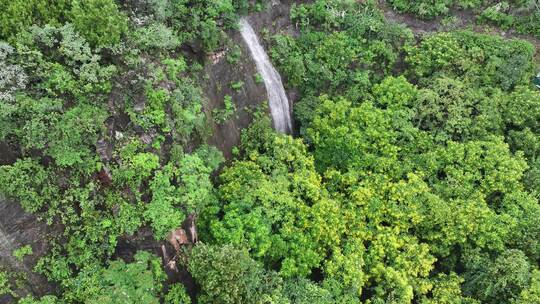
[69, 0, 128, 47]
[226, 45, 242, 64]
[165, 284, 191, 304]
[163, 57, 187, 82]
[188, 244, 284, 304]
[282, 278, 334, 304]
[144, 164, 187, 239]
[0, 270, 11, 297]
[132, 23, 182, 51]
[18, 296, 60, 304]
[146, 0, 237, 52]
[388, 0, 482, 19]
[0, 158, 60, 213]
[13, 245, 33, 261]
[14, 24, 117, 98]
[0, 43, 27, 103]
[0, 0, 69, 42]
[145, 152, 216, 239]
[478, 2, 515, 30]
[406, 31, 535, 90]
[463, 249, 533, 303]
[63, 251, 166, 303]
[230, 81, 244, 91]
[169, 80, 208, 142]
[212, 95, 236, 123]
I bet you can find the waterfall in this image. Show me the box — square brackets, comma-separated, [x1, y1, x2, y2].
[239, 18, 293, 134]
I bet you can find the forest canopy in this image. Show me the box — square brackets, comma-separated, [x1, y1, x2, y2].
[0, 0, 540, 303]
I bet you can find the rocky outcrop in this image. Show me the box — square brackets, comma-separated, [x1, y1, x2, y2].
[204, 0, 299, 158]
[203, 35, 267, 159]
[0, 198, 58, 302]
[239, 17, 293, 134]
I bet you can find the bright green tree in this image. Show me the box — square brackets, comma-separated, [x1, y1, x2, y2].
[63, 251, 166, 303]
[69, 0, 128, 47]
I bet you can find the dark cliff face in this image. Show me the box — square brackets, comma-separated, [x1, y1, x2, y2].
[204, 1, 299, 158]
[202, 32, 268, 159]
[0, 199, 59, 302]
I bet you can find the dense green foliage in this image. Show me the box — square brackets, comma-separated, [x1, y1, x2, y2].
[13, 245, 33, 262]
[0, 0, 127, 47]
[477, 1, 540, 39]
[188, 244, 285, 303]
[0, 0, 235, 302]
[0, 271, 12, 297]
[164, 284, 191, 304]
[388, 0, 481, 19]
[264, 0, 539, 302]
[130, 0, 256, 52]
[1, 0, 539, 303]
[387, 0, 540, 38]
[0, 1, 70, 43]
[63, 251, 166, 303]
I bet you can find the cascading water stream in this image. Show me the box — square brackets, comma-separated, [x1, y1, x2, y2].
[239, 18, 293, 134]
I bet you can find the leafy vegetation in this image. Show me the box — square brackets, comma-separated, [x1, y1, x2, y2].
[1, 0, 540, 303]
[188, 244, 284, 303]
[212, 95, 236, 123]
[62, 251, 166, 303]
[0, 0, 127, 47]
[0, 270, 12, 297]
[69, 0, 128, 47]
[387, 0, 540, 38]
[164, 284, 191, 304]
[13, 245, 33, 262]
[478, 2, 540, 39]
[230, 81, 244, 91]
[388, 0, 481, 19]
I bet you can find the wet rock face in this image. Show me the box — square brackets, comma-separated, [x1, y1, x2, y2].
[203, 35, 267, 159]
[239, 18, 293, 134]
[204, 1, 298, 158]
[0, 199, 58, 302]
